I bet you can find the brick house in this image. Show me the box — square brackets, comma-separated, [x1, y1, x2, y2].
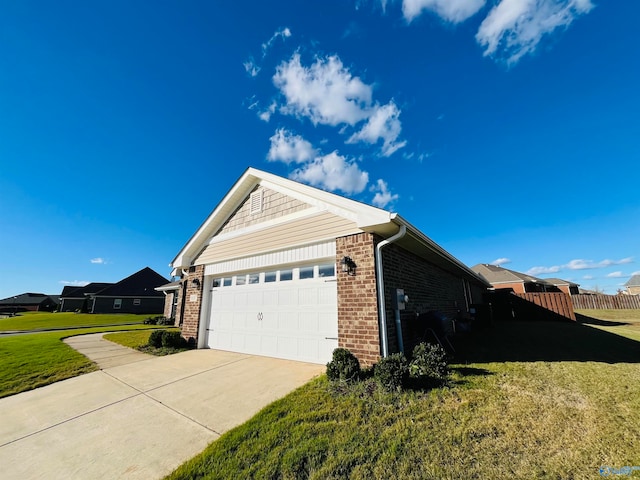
[168, 168, 489, 366]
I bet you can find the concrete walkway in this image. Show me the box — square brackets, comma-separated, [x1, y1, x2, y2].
[64, 332, 152, 369]
[0, 338, 324, 479]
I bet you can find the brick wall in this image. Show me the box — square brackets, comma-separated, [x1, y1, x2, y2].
[179, 265, 205, 344]
[381, 243, 474, 355]
[336, 233, 381, 367]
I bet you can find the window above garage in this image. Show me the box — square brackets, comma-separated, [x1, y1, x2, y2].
[212, 262, 335, 288]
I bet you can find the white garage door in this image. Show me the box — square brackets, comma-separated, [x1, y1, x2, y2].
[205, 263, 338, 364]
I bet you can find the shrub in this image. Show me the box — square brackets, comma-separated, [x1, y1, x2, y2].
[157, 316, 174, 326]
[374, 353, 408, 392]
[326, 348, 361, 382]
[143, 317, 158, 325]
[161, 330, 187, 349]
[148, 330, 164, 348]
[409, 342, 449, 382]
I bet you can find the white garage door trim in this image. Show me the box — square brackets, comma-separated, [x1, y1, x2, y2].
[202, 261, 338, 364]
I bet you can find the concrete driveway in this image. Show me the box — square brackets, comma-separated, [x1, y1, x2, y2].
[0, 343, 324, 479]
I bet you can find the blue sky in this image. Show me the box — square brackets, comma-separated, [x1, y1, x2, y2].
[1, 0, 638, 299]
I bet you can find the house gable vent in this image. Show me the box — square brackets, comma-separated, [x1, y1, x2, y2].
[250, 190, 263, 214]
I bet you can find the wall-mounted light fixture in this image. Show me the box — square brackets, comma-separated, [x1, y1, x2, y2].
[191, 278, 201, 288]
[340, 256, 357, 276]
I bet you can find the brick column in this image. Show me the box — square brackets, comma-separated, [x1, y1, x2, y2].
[336, 233, 381, 367]
[180, 265, 205, 345]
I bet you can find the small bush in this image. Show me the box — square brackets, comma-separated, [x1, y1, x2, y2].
[409, 342, 449, 382]
[143, 317, 158, 325]
[161, 330, 187, 349]
[326, 348, 361, 382]
[374, 353, 408, 392]
[157, 316, 174, 326]
[148, 330, 164, 348]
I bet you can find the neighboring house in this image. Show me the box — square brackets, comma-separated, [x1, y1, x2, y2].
[59, 267, 169, 314]
[470, 264, 558, 293]
[60, 283, 114, 312]
[470, 264, 580, 294]
[0, 293, 59, 313]
[167, 167, 489, 366]
[540, 278, 580, 296]
[625, 275, 640, 295]
[89, 267, 169, 314]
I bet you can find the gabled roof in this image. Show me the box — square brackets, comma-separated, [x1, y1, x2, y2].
[60, 283, 114, 298]
[541, 278, 580, 287]
[470, 264, 545, 285]
[94, 267, 169, 297]
[626, 274, 640, 287]
[0, 293, 58, 306]
[172, 167, 489, 287]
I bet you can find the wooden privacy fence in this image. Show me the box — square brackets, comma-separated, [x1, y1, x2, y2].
[571, 294, 640, 310]
[487, 291, 576, 322]
[515, 292, 576, 321]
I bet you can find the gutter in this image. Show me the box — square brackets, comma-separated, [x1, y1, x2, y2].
[375, 224, 407, 358]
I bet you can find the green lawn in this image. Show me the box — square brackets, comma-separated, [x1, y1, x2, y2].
[167, 311, 640, 480]
[575, 309, 640, 342]
[0, 311, 152, 331]
[0, 324, 161, 398]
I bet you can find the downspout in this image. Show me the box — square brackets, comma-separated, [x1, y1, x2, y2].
[375, 224, 407, 358]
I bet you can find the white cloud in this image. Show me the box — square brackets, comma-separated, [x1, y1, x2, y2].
[258, 102, 277, 122]
[290, 151, 369, 194]
[632, 271, 640, 276]
[272, 53, 406, 156]
[402, 0, 486, 23]
[370, 179, 399, 208]
[476, 0, 595, 64]
[582, 275, 594, 280]
[491, 258, 511, 266]
[606, 271, 625, 278]
[274, 53, 372, 126]
[59, 280, 90, 286]
[262, 27, 292, 56]
[565, 257, 633, 270]
[243, 57, 260, 77]
[90, 258, 106, 264]
[347, 101, 407, 156]
[526, 265, 561, 275]
[267, 129, 316, 164]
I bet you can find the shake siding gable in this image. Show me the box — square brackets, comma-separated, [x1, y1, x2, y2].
[217, 186, 311, 235]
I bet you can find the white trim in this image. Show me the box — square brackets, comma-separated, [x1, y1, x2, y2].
[204, 241, 336, 276]
[250, 190, 263, 214]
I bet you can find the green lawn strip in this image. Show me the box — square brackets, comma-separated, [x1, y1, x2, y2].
[0, 311, 154, 331]
[0, 324, 162, 399]
[167, 319, 640, 480]
[103, 328, 187, 356]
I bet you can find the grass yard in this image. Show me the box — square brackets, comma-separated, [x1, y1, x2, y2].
[0, 324, 161, 398]
[167, 311, 640, 480]
[576, 309, 640, 343]
[0, 311, 152, 331]
[103, 328, 187, 355]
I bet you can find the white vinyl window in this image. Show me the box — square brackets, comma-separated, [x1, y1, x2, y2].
[113, 299, 122, 309]
[133, 298, 141, 306]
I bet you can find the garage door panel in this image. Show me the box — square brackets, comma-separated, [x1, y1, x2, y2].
[298, 287, 318, 305]
[206, 276, 338, 364]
